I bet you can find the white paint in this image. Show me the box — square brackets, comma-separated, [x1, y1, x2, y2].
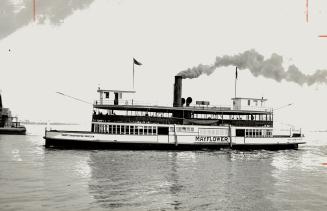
[45, 124, 304, 146]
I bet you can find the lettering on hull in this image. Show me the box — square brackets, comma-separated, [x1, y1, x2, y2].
[195, 136, 229, 143]
[62, 134, 95, 138]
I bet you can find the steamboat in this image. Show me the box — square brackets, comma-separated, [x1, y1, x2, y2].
[44, 75, 305, 150]
[0, 92, 26, 135]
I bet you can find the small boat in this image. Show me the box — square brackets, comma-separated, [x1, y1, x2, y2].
[0, 93, 26, 135]
[44, 75, 305, 150]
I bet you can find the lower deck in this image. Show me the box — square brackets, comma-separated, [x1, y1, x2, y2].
[44, 122, 305, 150]
[45, 137, 300, 150]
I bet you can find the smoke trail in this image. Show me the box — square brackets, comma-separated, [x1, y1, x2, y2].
[0, 0, 95, 40]
[177, 49, 327, 86]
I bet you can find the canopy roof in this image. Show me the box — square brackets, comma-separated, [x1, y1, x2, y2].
[231, 97, 268, 102]
[97, 89, 136, 94]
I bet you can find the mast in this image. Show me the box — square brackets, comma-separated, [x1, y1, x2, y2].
[0, 92, 2, 109]
[132, 58, 142, 90]
[235, 66, 238, 98]
[33, 0, 36, 22]
[133, 60, 135, 89]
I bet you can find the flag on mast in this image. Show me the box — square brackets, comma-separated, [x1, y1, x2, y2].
[133, 58, 142, 89]
[235, 66, 238, 79]
[133, 58, 142, 66]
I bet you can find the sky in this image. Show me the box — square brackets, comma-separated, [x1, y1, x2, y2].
[1, 0, 327, 130]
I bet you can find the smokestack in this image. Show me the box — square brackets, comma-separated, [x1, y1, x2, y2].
[173, 76, 182, 107]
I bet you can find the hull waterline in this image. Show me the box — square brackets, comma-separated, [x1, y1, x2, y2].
[0, 127, 26, 135]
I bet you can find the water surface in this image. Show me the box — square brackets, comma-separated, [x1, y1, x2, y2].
[1, 125, 327, 210]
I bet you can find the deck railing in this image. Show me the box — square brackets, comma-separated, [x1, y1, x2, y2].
[233, 106, 273, 112]
[94, 99, 167, 107]
[94, 99, 272, 112]
[94, 99, 231, 110]
[92, 114, 273, 127]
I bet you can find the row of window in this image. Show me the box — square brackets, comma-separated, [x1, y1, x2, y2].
[94, 110, 173, 118]
[169, 127, 195, 132]
[93, 124, 197, 135]
[199, 128, 229, 136]
[93, 109, 272, 121]
[192, 114, 272, 121]
[245, 129, 272, 137]
[93, 124, 157, 135]
[235, 129, 273, 137]
[93, 123, 272, 138]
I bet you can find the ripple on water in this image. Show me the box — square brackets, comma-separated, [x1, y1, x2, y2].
[1, 128, 327, 210]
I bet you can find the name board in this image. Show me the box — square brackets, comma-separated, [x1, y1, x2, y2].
[195, 136, 229, 142]
[62, 134, 94, 138]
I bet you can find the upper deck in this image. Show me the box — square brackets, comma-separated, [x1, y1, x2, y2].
[94, 85, 272, 113]
[92, 88, 273, 127]
[93, 100, 272, 115]
[94, 88, 272, 115]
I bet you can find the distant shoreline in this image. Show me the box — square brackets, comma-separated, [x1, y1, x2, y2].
[21, 122, 79, 126]
[310, 130, 327, 133]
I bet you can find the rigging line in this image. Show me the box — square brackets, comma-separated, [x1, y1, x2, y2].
[56, 92, 92, 105]
[273, 103, 293, 111]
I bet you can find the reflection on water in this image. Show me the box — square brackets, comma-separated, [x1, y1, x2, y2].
[87, 150, 277, 210]
[42, 149, 94, 210]
[0, 126, 327, 210]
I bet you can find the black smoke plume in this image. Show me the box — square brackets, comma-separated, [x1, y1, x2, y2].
[177, 49, 327, 86]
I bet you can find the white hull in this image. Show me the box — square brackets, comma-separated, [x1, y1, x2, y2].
[44, 124, 305, 150]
